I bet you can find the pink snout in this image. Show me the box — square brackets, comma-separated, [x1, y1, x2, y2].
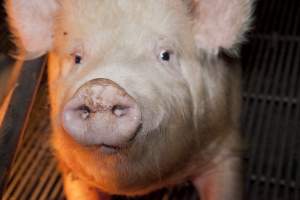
[62, 78, 142, 152]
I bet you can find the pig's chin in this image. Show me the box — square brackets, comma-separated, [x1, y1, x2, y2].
[57, 124, 196, 195]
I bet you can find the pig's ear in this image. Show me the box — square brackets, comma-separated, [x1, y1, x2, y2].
[5, 0, 59, 59]
[187, 0, 253, 54]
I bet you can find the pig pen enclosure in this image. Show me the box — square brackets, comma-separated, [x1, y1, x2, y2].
[0, 0, 300, 199]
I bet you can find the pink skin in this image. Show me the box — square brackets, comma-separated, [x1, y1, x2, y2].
[61, 150, 242, 200]
[193, 159, 242, 200]
[61, 78, 242, 200]
[62, 166, 111, 200]
[5, 0, 253, 199]
[62, 78, 142, 153]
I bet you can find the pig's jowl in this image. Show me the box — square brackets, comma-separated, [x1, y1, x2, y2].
[6, 0, 253, 199]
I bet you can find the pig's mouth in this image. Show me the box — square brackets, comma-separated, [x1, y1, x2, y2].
[84, 142, 126, 154]
[84, 123, 143, 154]
[87, 142, 128, 154]
[91, 143, 124, 154]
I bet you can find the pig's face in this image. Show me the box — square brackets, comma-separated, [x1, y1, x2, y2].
[50, 1, 201, 192]
[6, 0, 252, 195]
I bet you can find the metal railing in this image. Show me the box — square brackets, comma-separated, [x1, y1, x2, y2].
[0, 57, 45, 197]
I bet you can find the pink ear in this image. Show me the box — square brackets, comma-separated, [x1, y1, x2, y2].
[189, 0, 253, 54]
[6, 0, 59, 59]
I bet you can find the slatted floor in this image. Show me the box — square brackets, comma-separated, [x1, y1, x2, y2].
[2, 0, 300, 199]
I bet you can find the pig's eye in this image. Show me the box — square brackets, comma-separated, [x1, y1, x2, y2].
[71, 52, 82, 65]
[160, 51, 171, 62]
[74, 55, 82, 64]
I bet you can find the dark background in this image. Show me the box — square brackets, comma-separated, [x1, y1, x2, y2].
[0, 0, 300, 199]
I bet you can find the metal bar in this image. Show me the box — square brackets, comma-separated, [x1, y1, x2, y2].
[292, 1, 300, 35]
[248, 35, 300, 42]
[271, 41, 297, 200]
[38, 170, 61, 200]
[0, 57, 46, 197]
[245, 39, 275, 198]
[2, 132, 42, 199]
[30, 160, 58, 199]
[265, 41, 294, 200]
[11, 140, 49, 199]
[243, 93, 298, 104]
[283, 42, 300, 200]
[2, 122, 45, 198]
[248, 40, 279, 199]
[285, 1, 297, 35]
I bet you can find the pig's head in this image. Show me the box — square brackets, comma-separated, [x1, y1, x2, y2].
[6, 0, 252, 195]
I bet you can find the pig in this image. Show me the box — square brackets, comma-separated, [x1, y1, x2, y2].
[5, 0, 253, 199]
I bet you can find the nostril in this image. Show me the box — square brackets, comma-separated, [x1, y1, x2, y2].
[112, 105, 130, 117]
[77, 105, 91, 120]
